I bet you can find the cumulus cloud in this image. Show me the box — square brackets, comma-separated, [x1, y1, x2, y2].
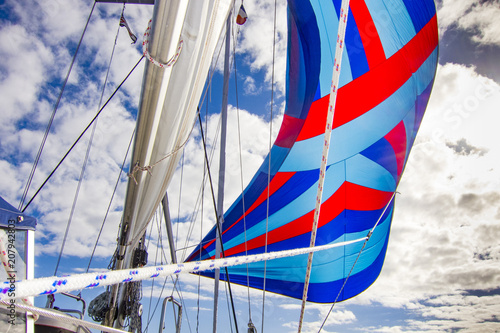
[446, 138, 488, 156]
[235, 0, 287, 95]
[335, 62, 500, 332]
[438, 0, 500, 46]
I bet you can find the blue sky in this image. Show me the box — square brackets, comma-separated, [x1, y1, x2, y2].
[1, 0, 500, 332]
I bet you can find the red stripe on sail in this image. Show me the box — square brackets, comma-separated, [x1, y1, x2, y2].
[202, 171, 296, 250]
[297, 15, 438, 141]
[384, 121, 407, 178]
[350, 0, 386, 68]
[222, 182, 393, 258]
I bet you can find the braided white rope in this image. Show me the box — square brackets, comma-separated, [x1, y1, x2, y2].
[298, 0, 351, 331]
[142, 19, 183, 69]
[126, 118, 197, 185]
[0, 300, 128, 333]
[0, 237, 367, 302]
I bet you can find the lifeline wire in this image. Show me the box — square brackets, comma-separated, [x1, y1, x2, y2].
[0, 300, 127, 333]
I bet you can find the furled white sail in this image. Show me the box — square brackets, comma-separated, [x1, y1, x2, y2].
[106, 1, 233, 327]
[121, 0, 232, 259]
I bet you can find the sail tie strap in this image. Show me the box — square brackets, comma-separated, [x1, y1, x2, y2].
[143, 19, 183, 69]
[0, 238, 367, 302]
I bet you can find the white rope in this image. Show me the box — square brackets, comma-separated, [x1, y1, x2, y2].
[0, 300, 128, 333]
[126, 113, 196, 186]
[142, 19, 183, 69]
[298, 1, 351, 331]
[0, 238, 366, 302]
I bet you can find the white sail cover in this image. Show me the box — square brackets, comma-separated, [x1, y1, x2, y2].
[123, 0, 232, 253]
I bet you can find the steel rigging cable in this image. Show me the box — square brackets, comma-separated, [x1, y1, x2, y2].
[19, 2, 96, 212]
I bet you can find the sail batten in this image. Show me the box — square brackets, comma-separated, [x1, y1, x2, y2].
[187, 0, 438, 303]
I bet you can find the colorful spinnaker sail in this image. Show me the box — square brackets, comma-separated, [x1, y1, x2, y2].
[187, 0, 438, 303]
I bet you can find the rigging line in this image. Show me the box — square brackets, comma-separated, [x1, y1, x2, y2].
[145, 211, 159, 333]
[21, 55, 145, 213]
[197, 112, 239, 333]
[142, 275, 193, 333]
[179, 110, 220, 261]
[18, 1, 97, 211]
[156, 189, 190, 330]
[193, 13, 227, 136]
[298, 0, 350, 331]
[157, 206, 167, 266]
[317, 191, 398, 332]
[141, 275, 170, 333]
[180, 35, 226, 260]
[232, 8, 253, 321]
[178, 109, 221, 264]
[197, 96, 209, 333]
[142, 219, 182, 332]
[71, 3, 126, 278]
[129, 96, 224, 251]
[262, 0, 278, 331]
[175, 151, 185, 255]
[224, 281, 235, 333]
[173, 276, 194, 333]
[181, 100, 224, 257]
[85, 127, 135, 273]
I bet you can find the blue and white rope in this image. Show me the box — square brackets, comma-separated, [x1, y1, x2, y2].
[0, 238, 366, 301]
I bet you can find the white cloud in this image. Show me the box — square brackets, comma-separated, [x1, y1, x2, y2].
[235, 0, 287, 95]
[0, 24, 54, 131]
[438, 0, 500, 46]
[337, 63, 500, 331]
[243, 75, 263, 95]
